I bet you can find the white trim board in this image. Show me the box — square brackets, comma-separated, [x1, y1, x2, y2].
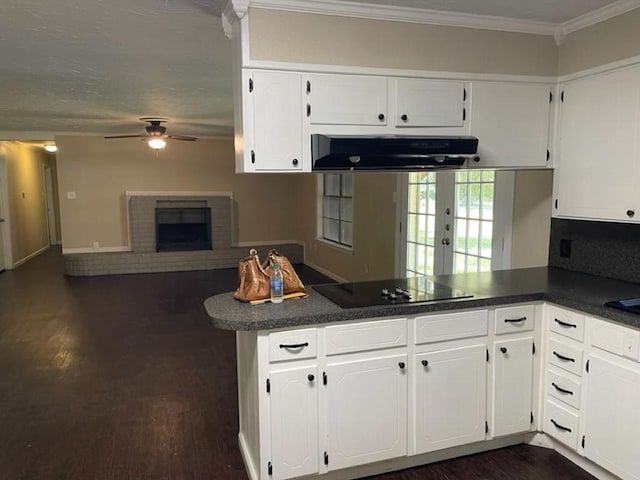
[62, 246, 130, 255]
[13, 245, 49, 268]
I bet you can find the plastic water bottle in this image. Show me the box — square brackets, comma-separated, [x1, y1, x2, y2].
[270, 261, 284, 304]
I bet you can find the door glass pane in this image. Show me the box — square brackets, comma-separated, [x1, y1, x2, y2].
[456, 184, 468, 217]
[454, 253, 467, 274]
[482, 183, 494, 220]
[455, 218, 467, 252]
[481, 221, 493, 258]
[426, 216, 436, 246]
[468, 220, 480, 256]
[324, 174, 340, 196]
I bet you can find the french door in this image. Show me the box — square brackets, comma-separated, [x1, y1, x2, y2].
[398, 170, 513, 277]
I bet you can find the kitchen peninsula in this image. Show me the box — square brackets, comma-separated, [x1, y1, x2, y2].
[206, 267, 640, 480]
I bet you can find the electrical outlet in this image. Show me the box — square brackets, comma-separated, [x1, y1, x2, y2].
[67, 191, 76, 200]
[93, 242, 100, 250]
[364, 263, 369, 273]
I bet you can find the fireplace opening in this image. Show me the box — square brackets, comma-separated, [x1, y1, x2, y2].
[155, 206, 212, 252]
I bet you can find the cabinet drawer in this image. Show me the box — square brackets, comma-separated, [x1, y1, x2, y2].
[415, 310, 488, 345]
[548, 337, 584, 377]
[548, 305, 585, 342]
[591, 317, 640, 362]
[269, 328, 317, 362]
[494, 305, 535, 335]
[547, 368, 582, 410]
[325, 318, 407, 356]
[544, 400, 579, 450]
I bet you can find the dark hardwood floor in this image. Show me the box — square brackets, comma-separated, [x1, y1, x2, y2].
[0, 248, 597, 480]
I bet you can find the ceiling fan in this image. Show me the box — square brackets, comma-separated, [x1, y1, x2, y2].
[105, 117, 197, 149]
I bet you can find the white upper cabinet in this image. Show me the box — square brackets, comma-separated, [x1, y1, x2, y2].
[469, 81, 551, 168]
[239, 70, 305, 172]
[308, 73, 388, 126]
[393, 78, 465, 128]
[555, 66, 640, 222]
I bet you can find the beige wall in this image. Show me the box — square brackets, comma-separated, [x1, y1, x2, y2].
[0, 142, 50, 264]
[510, 170, 553, 268]
[559, 9, 640, 75]
[249, 9, 558, 76]
[55, 136, 301, 250]
[295, 173, 397, 281]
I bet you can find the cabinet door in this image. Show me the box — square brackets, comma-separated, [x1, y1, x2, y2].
[326, 354, 407, 471]
[415, 344, 486, 454]
[556, 67, 640, 221]
[394, 78, 464, 128]
[270, 366, 318, 480]
[250, 70, 304, 171]
[309, 73, 387, 126]
[584, 354, 640, 480]
[491, 337, 534, 436]
[469, 81, 551, 168]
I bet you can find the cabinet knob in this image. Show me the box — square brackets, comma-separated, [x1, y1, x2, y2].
[401, 114, 408, 121]
[292, 158, 299, 166]
[500, 347, 508, 354]
[398, 362, 406, 369]
[421, 360, 429, 367]
[627, 209, 635, 218]
[378, 113, 385, 121]
[307, 374, 315, 382]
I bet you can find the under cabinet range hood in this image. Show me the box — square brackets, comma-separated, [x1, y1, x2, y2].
[311, 134, 479, 172]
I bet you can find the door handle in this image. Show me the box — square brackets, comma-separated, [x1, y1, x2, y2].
[441, 238, 450, 245]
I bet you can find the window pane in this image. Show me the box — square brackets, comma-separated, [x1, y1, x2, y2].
[482, 184, 494, 220]
[340, 197, 353, 222]
[324, 218, 339, 242]
[454, 253, 467, 274]
[455, 218, 467, 252]
[481, 221, 493, 258]
[426, 247, 435, 275]
[408, 184, 420, 212]
[467, 255, 479, 273]
[407, 242, 416, 273]
[324, 174, 340, 196]
[480, 258, 491, 272]
[426, 215, 436, 247]
[427, 184, 436, 215]
[418, 214, 427, 244]
[324, 197, 340, 220]
[482, 170, 495, 182]
[468, 220, 480, 255]
[456, 184, 468, 217]
[417, 244, 427, 273]
[469, 184, 481, 219]
[407, 213, 418, 243]
[341, 174, 353, 197]
[340, 221, 353, 247]
[456, 171, 468, 183]
[469, 171, 482, 182]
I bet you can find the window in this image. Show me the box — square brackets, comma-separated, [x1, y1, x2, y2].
[322, 173, 353, 248]
[403, 170, 510, 277]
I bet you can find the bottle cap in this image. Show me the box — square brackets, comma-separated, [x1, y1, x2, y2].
[273, 261, 279, 269]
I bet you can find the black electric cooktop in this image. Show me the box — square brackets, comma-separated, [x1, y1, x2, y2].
[313, 276, 473, 309]
[604, 297, 640, 315]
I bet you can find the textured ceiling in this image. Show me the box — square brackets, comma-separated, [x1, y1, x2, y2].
[0, 0, 625, 140]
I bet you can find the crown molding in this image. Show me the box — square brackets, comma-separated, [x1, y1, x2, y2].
[555, 0, 640, 43]
[222, 0, 250, 38]
[248, 0, 640, 43]
[249, 0, 557, 36]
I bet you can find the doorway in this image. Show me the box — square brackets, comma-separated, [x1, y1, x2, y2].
[44, 165, 57, 246]
[397, 170, 514, 277]
[0, 156, 8, 272]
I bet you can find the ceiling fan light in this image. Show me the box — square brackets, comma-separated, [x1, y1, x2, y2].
[44, 144, 57, 153]
[147, 138, 166, 150]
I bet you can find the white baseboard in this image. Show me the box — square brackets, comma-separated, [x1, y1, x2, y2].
[238, 433, 259, 480]
[529, 434, 620, 480]
[302, 259, 347, 283]
[234, 239, 305, 248]
[62, 246, 131, 254]
[11, 244, 49, 269]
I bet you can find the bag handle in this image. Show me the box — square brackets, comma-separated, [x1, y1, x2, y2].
[250, 248, 270, 276]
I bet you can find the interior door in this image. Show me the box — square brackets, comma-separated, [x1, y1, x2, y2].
[44, 165, 56, 245]
[0, 157, 6, 272]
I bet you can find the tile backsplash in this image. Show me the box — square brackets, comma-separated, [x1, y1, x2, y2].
[548, 218, 640, 284]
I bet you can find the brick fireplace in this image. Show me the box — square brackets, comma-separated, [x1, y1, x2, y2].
[63, 192, 302, 276]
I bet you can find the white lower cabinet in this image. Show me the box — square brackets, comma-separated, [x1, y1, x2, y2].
[583, 352, 640, 480]
[415, 344, 487, 453]
[269, 366, 319, 480]
[491, 336, 534, 436]
[326, 353, 408, 471]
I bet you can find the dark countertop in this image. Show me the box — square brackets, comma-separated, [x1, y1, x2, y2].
[204, 267, 640, 331]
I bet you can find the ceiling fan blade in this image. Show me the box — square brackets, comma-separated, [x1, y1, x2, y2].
[104, 134, 147, 139]
[166, 135, 198, 141]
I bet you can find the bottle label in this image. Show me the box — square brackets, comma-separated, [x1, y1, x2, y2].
[270, 279, 283, 291]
